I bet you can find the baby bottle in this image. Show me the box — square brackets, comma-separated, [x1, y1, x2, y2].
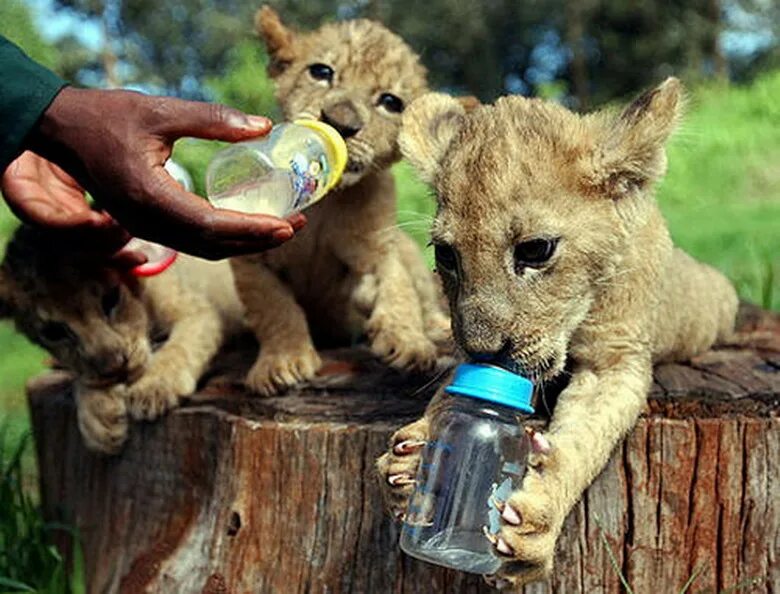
[399, 363, 535, 574]
[205, 120, 348, 217]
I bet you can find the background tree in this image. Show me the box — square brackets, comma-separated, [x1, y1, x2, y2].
[43, 0, 780, 107]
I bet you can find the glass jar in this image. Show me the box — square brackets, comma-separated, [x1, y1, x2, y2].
[205, 120, 347, 217]
[399, 363, 535, 574]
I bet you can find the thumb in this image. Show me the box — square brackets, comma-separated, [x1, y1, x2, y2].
[154, 99, 273, 143]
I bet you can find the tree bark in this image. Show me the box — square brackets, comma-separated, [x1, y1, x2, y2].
[29, 304, 779, 593]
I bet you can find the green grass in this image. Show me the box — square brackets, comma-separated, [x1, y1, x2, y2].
[0, 202, 47, 439]
[657, 71, 780, 310]
[0, 430, 85, 593]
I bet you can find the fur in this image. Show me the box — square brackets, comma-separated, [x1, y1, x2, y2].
[0, 226, 244, 453]
[377, 79, 738, 586]
[231, 6, 449, 396]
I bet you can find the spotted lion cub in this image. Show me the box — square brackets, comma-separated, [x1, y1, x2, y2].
[230, 6, 449, 396]
[377, 79, 738, 586]
[0, 226, 244, 453]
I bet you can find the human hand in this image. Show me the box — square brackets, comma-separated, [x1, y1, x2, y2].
[26, 87, 305, 260]
[1, 151, 145, 268]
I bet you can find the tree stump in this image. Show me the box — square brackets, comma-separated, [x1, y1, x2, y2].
[29, 304, 779, 594]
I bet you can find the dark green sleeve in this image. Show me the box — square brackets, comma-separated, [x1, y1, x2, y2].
[0, 36, 67, 172]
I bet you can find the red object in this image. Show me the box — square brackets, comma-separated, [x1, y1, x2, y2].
[125, 238, 179, 277]
[131, 250, 178, 277]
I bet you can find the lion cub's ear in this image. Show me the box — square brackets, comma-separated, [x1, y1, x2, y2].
[593, 77, 684, 198]
[399, 93, 467, 184]
[255, 5, 297, 77]
[456, 95, 481, 112]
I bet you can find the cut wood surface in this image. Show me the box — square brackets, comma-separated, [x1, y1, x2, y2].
[29, 304, 780, 594]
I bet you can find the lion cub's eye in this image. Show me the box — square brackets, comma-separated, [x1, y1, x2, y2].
[434, 244, 458, 274]
[308, 63, 334, 83]
[377, 93, 404, 114]
[102, 286, 121, 318]
[40, 321, 72, 344]
[514, 238, 558, 273]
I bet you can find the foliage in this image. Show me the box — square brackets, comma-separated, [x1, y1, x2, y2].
[0, 1, 59, 70]
[52, 0, 260, 96]
[658, 69, 780, 309]
[205, 40, 280, 118]
[46, 0, 780, 104]
[0, 430, 85, 594]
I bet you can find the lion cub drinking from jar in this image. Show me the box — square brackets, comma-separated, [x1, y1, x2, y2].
[377, 79, 737, 587]
[0, 226, 244, 453]
[231, 6, 449, 396]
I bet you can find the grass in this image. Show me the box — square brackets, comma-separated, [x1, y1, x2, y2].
[656, 72, 780, 310]
[0, 429, 85, 593]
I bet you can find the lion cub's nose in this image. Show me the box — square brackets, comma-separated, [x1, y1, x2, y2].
[462, 338, 512, 364]
[320, 101, 363, 138]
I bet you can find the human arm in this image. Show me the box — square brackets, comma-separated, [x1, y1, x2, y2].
[0, 37, 304, 259]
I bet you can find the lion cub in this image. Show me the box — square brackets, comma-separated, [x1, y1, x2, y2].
[377, 79, 738, 586]
[230, 6, 449, 396]
[0, 226, 244, 453]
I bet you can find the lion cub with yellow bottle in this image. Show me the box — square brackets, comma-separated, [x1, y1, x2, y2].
[231, 6, 449, 396]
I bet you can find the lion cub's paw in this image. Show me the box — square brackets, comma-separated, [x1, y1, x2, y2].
[125, 369, 195, 421]
[424, 312, 452, 346]
[245, 346, 322, 397]
[376, 418, 430, 520]
[368, 319, 437, 372]
[486, 430, 565, 588]
[76, 386, 129, 454]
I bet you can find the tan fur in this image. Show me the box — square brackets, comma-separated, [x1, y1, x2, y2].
[377, 79, 738, 586]
[231, 6, 449, 396]
[0, 226, 244, 453]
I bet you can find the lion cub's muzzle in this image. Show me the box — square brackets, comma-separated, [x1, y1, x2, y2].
[320, 100, 363, 139]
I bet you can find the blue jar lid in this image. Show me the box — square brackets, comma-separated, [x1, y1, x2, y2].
[444, 363, 535, 413]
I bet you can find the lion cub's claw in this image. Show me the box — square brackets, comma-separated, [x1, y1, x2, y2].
[246, 347, 322, 397]
[376, 419, 429, 519]
[487, 431, 561, 587]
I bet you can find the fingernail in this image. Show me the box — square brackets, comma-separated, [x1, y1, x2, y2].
[387, 474, 415, 486]
[246, 115, 272, 130]
[393, 439, 426, 455]
[273, 228, 293, 242]
[482, 525, 498, 545]
[287, 213, 307, 230]
[496, 537, 514, 556]
[502, 504, 522, 526]
[526, 426, 551, 454]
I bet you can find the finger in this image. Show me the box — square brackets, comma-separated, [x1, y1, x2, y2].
[151, 99, 273, 143]
[112, 174, 295, 258]
[287, 213, 307, 232]
[110, 248, 148, 269]
[65, 220, 133, 255]
[146, 168, 294, 240]
[4, 196, 104, 229]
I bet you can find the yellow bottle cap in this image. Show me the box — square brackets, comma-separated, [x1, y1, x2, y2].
[294, 119, 349, 193]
